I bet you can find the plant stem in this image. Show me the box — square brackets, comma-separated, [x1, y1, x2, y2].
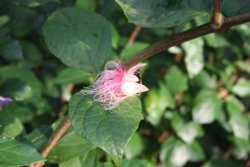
[127, 26, 141, 45]
[29, 116, 71, 167]
[212, 0, 223, 29]
[123, 12, 250, 69]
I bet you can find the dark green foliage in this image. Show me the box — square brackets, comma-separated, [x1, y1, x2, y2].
[0, 0, 249, 166]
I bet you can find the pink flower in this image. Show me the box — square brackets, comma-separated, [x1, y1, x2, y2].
[82, 61, 148, 110]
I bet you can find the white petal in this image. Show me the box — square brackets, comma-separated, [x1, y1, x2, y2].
[121, 82, 149, 96]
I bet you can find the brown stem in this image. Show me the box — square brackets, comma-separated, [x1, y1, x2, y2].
[123, 13, 250, 70]
[29, 116, 71, 167]
[127, 26, 141, 45]
[212, 0, 223, 29]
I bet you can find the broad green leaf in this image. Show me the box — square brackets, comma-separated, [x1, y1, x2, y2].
[192, 71, 217, 89]
[6, 103, 35, 123]
[122, 159, 153, 167]
[170, 113, 204, 143]
[59, 149, 98, 167]
[18, 41, 42, 68]
[182, 38, 204, 78]
[69, 93, 143, 156]
[48, 131, 95, 163]
[187, 141, 205, 162]
[160, 137, 190, 167]
[164, 65, 188, 95]
[236, 61, 250, 74]
[9, 7, 37, 37]
[0, 138, 44, 166]
[192, 89, 222, 124]
[110, 24, 120, 49]
[0, 78, 32, 101]
[203, 34, 230, 48]
[120, 42, 149, 59]
[115, 0, 212, 28]
[0, 112, 23, 137]
[230, 137, 250, 159]
[232, 80, 250, 97]
[43, 7, 112, 73]
[226, 99, 249, 140]
[145, 83, 175, 126]
[177, 122, 204, 144]
[125, 133, 144, 159]
[54, 68, 92, 84]
[0, 66, 42, 96]
[0, 38, 23, 61]
[26, 125, 52, 149]
[222, 0, 250, 17]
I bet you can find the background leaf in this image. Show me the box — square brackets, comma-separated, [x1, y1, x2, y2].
[48, 130, 95, 163]
[0, 138, 44, 166]
[182, 38, 204, 78]
[115, 0, 212, 28]
[43, 7, 112, 73]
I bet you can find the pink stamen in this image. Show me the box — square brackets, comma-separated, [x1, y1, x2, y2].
[82, 61, 148, 110]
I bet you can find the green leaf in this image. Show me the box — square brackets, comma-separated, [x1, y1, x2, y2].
[115, 0, 211, 28]
[177, 123, 204, 144]
[0, 138, 44, 166]
[110, 24, 120, 49]
[232, 80, 250, 97]
[120, 42, 149, 59]
[9, 7, 37, 37]
[0, 78, 32, 101]
[187, 141, 205, 162]
[69, 93, 143, 156]
[59, 149, 98, 167]
[170, 113, 204, 143]
[191, 71, 217, 89]
[0, 38, 23, 61]
[222, 0, 250, 17]
[182, 38, 204, 78]
[122, 159, 153, 167]
[54, 68, 92, 84]
[0, 15, 10, 28]
[192, 89, 222, 124]
[25, 125, 52, 149]
[18, 41, 42, 68]
[230, 137, 250, 159]
[0, 66, 42, 96]
[43, 7, 112, 73]
[0, 112, 23, 137]
[145, 83, 175, 126]
[226, 98, 249, 140]
[125, 133, 144, 159]
[160, 136, 190, 167]
[203, 34, 230, 48]
[164, 65, 188, 95]
[236, 61, 250, 74]
[48, 130, 95, 163]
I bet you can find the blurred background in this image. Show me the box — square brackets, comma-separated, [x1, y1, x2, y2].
[0, 0, 249, 166]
